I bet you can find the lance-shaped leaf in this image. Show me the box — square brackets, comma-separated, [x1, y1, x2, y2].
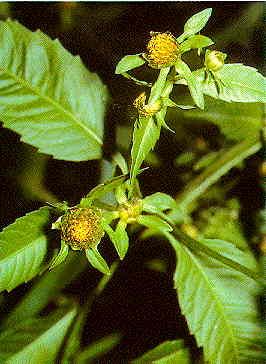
[3, 252, 87, 328]
[0, 307, 77, 363]
[0, 207, 50, 293]
[179, 35, 214, 54]
[79, 174, 127, 207]
[132, 339, 191, 364]
[102, 219, 129, 260]
[193, 64, 266, 103]
[168, 235, 262, 364]
[177, 8, 212, 43]
[85, 247, 110, 275]
[143, 192, 179, 213]
[0, 19, 109, 161]
[130, 116, 161, 185]
[115, 54, 145, 74]
[175, 60, 204, 109]
[49, 240, 69, 270]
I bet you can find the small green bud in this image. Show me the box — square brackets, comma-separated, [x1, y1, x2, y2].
[205, 50, 227, 72]
[60, 207, 104, 250]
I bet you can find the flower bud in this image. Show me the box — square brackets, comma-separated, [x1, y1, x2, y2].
[61, 207, 104, 250]
[133, 92, 162, 117]
[144, 32, 180, 69]
[205, 50, 227, 72]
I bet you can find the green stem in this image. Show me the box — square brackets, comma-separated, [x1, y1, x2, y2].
[176, 137, 261, 212]
[148, 67, 170, 104]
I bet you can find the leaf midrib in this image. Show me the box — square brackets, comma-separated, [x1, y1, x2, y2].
[0, 68, 103, 145]
[179, 245, 239, 362]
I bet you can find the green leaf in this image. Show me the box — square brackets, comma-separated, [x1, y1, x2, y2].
[197, 203, 248, 250]
[177, 8, 212, 42]
[0, 207, 50, 293]
[102, 219, 129, 260]
[85, 248, 110, 275]
[137, 215, 172, 233]
[180, 35, 214, 54]
[113, 152, 129, 174]
[175, 60, 204, 109]
[193, 64, 266, 103]
[0, 19, 109, 161]
[130, 116, 161, 185]
[3, 253, 87, 328]
[0, 307, 77, 363]
[188, 99, 263, 140]
[115, 54, 145, 74]
[49, 240, 69, 270]
[169, 235, 262, 364]
[75, 333, 121, 364]
[143, 192, 179, 212]
[132, 339, 191, 364]
[79, 174, 127, 207]
[61, 309, 86, 364]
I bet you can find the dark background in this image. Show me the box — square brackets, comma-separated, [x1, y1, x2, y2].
[0, 3, 264, 363]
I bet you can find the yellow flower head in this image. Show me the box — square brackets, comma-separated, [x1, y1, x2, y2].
[144, 32, 180, 69]
[61, 207, 104, 250]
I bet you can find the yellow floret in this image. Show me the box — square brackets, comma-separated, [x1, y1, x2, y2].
[61, 208, 104, 250]
[145, 32, 180, 69]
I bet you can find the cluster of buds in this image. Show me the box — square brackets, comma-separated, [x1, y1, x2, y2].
[60, 207, 104, 250]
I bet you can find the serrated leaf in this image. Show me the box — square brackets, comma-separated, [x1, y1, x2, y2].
[193, 64, 266, 103]
[169, 235, 262, 363]
[79, 174, 127, 207]
[75, 333, 121, 364]
[102, 219, 129, 260]
[132, 339, 191, 364]
[175, 60, 204, 109]
[85, 248, 110, 275]
[137, 215, 172, 233]
[130, 116, 161, 184]
[177, 8, 212, 43]
[180, 35, 214, 54]
[0, 207, 51, 293]
[115, 54, 145, 74]
[184, 98, 263, 141]
[0, 19, 109, 161]
[3, 252, 87, 328]
[49, 240, 69, 270]
[0, 307, 77, 363]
